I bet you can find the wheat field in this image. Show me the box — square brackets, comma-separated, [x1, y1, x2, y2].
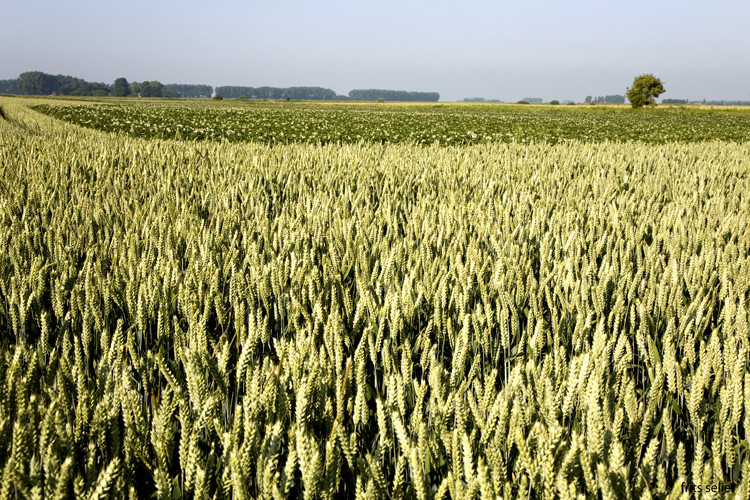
[1, 98, 749, 498]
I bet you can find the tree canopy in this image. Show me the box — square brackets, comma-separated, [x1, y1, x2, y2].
[0, 79, 19, 95]
[626, 74, 665, 108]
[15, 71, 109, 96]
[112, 78, 130, 97]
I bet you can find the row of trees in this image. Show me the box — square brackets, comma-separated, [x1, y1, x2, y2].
[112, 78, 166, 97]
[213, 87, 441, 102]
[162, 84, 214, 99]
[113, 80, 211, 98]
[214, 86, 338, 100]
[112, 78, 187, 98]
[0, 72, 442, 102]
[0, 79, 19, 95]
[347, 89, 440, 102]
[1, 72, 111, 97]
[585, 94, 626, 104]
[464, 97, 504, 103]
[0, 72, 213, 98]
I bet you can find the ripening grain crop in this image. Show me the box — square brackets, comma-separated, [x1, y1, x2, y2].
[1, 98, 749, 498]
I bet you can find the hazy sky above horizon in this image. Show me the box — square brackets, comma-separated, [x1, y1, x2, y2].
[2, 0, 749, 102]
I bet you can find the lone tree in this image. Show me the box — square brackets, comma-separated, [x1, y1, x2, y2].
[626, 73, 665, 108]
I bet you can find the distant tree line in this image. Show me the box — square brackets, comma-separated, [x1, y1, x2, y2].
[130, 81, 164, 98]
[214, 87, 440, 102]
[0, 72, 214, 99]
[3, 72, 111, 96]
[110, 79, 167, 98]
[585, 95, 626, 104]
[1, 71, 442, 102]
[0, 79, 19, 95]
[162, 84, 214, 99]
[214, 86, 338, 100]
[464, 97, 504, 103]
[347, 89, 440, 102]
[700, 100, 750, 106]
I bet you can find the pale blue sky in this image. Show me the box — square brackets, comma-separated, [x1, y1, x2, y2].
[2, 0, 748, 101]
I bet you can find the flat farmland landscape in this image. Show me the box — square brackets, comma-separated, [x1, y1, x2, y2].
[1, 96, 750, 498]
